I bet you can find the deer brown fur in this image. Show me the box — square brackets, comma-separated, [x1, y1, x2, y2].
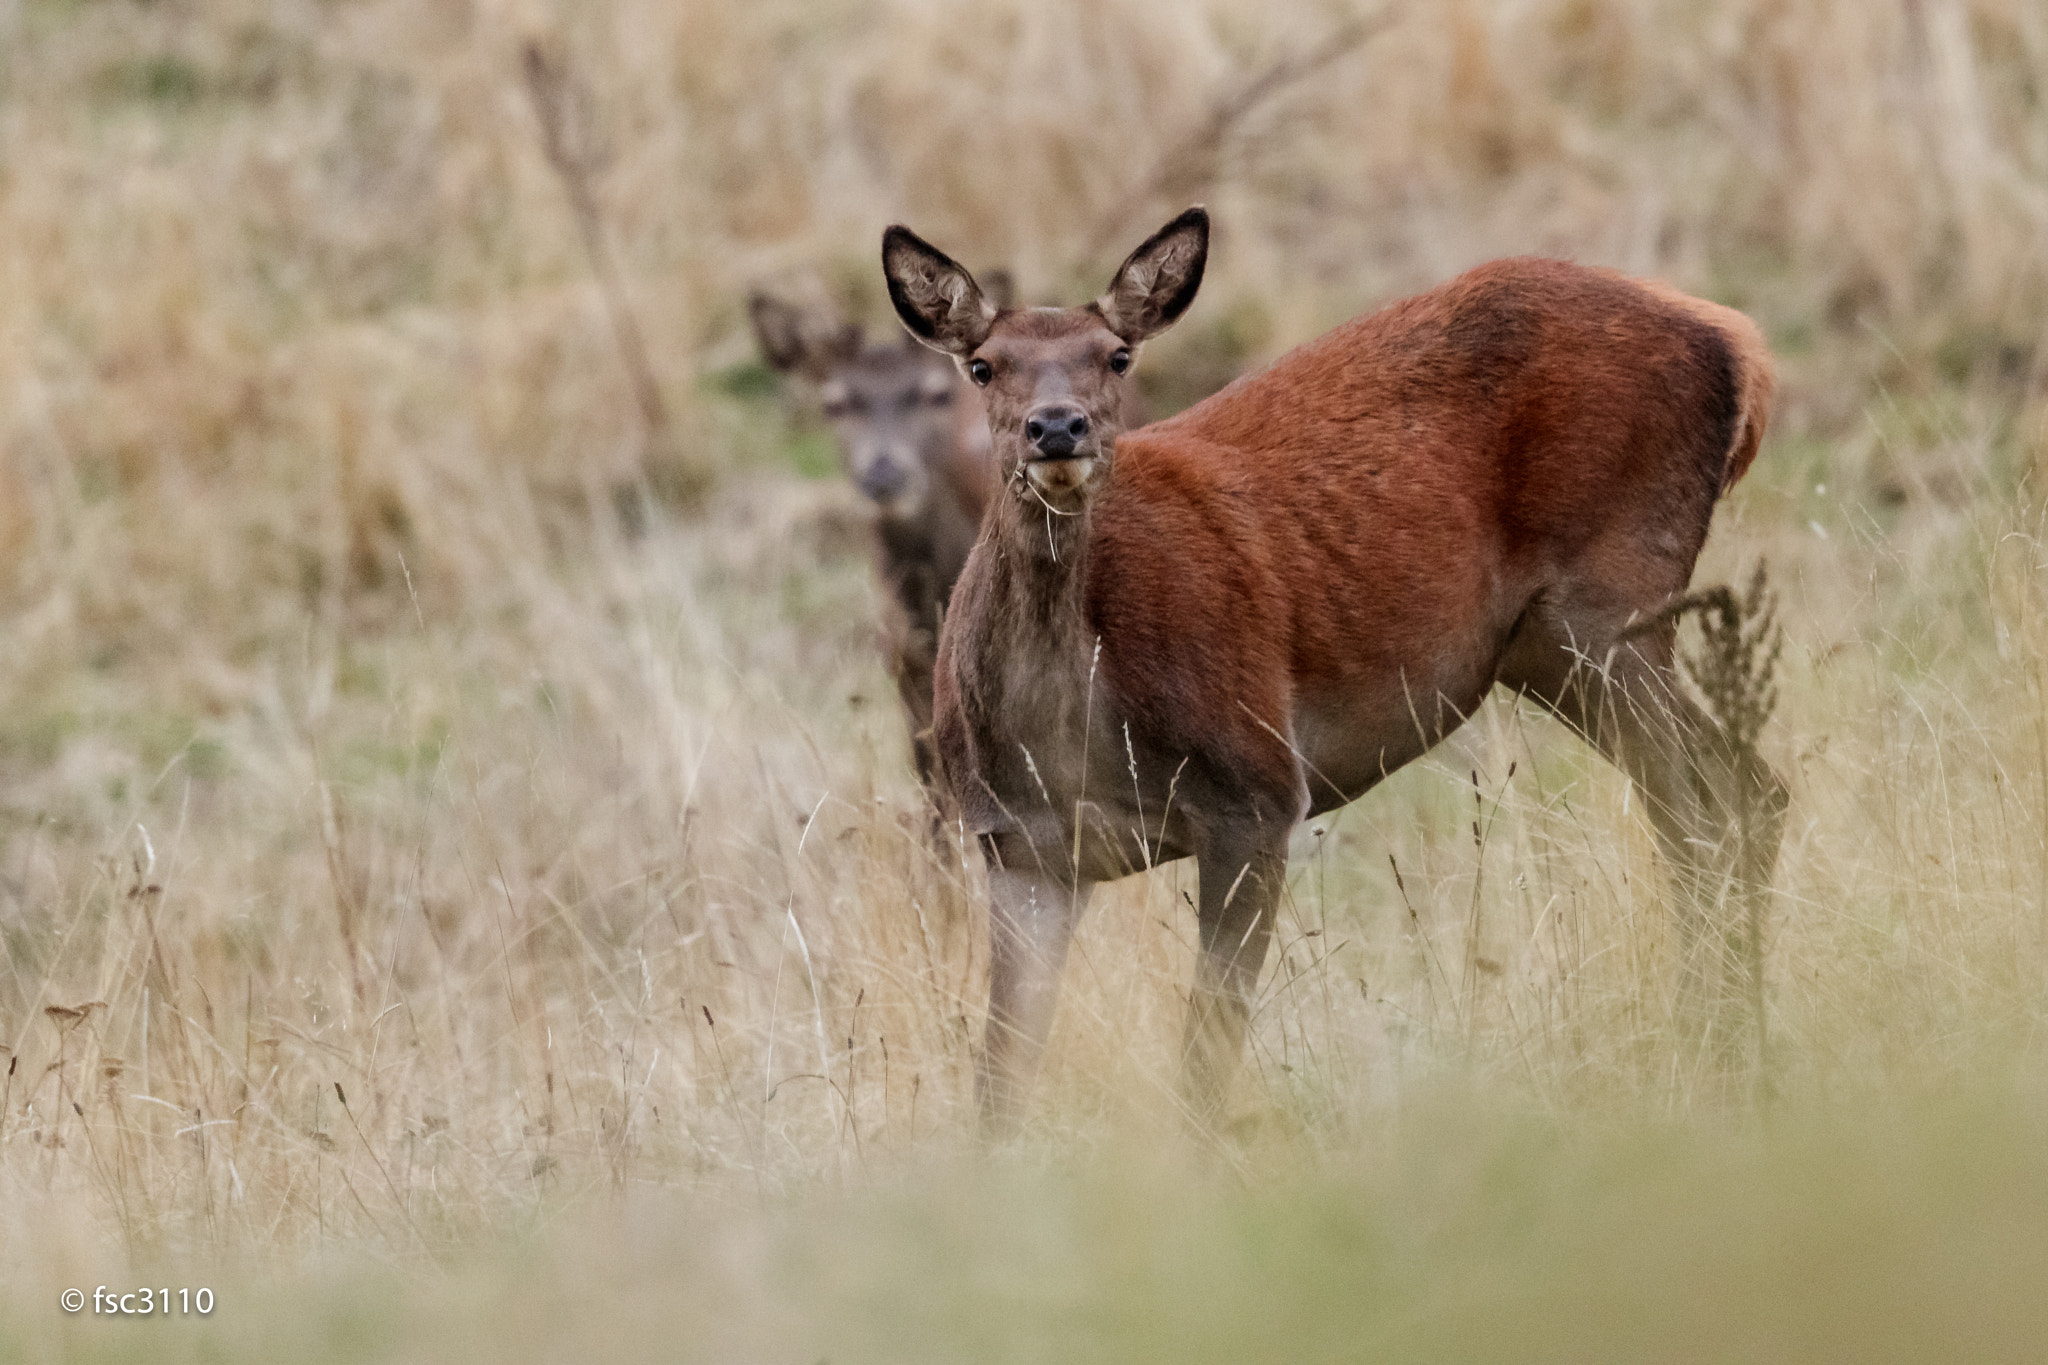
[882, 208, 1786, 1135]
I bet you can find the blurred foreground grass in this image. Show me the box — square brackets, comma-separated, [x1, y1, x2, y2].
[8, 1086, 2048, 1363]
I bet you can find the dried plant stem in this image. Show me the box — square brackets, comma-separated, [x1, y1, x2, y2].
[522, 40, 679, 508]
[1084, 7, 1399, 259]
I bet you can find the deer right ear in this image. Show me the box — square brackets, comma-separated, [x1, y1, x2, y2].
[750, 293, 861, 379]
[1097, 206, 1209, 343]
[749, 292, 813, 375]
[882, 226, 996, 357]
[979, 268, 1018, 313]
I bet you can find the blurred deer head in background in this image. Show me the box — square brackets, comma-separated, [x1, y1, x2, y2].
[747, 278, 1011, 799]
[749, 277, 1011, 521]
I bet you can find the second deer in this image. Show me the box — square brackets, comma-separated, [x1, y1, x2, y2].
[750, 293, 1000, 797]
[882, 208, 1789, 1135]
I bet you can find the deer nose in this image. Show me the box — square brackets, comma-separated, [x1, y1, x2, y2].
[859, 453, 910, 501]
[1023, 406, 1090, 458]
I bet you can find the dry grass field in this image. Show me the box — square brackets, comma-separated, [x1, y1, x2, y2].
[1, 0, 2046, 1359]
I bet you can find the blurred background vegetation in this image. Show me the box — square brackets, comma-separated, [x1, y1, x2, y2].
[0, 0, 2045, 1359]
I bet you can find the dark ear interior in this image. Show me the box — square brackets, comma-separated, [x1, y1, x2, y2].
[1097, 206, 1210, 343]
[881, 225, 996, 357]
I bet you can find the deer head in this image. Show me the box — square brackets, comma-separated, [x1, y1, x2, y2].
[881, 208, 1208, 507]
[748, 292, 970, 519]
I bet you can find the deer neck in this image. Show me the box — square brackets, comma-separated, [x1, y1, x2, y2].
[986, 468, 1096, 645]
[951, 475, 1096, 842]
[874, 510, 938, 577]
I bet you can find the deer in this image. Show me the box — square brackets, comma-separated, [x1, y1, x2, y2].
[880, 206, 1789, 1135]
[749, 290, 1002, 797]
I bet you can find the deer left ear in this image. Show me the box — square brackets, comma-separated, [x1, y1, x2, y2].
[1096, 206, 1209, 343]
[882, 225, 997, 357]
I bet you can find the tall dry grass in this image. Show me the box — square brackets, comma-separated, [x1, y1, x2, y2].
[0, 0, 2045, 1336]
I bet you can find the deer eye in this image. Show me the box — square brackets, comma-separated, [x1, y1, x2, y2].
[1108, 348, 1132, 375]
[967, 358, 993, 387]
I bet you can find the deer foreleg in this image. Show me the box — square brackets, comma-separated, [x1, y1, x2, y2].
[1182, 834, 1287, 1128]
[978, 865, 1092, 1136]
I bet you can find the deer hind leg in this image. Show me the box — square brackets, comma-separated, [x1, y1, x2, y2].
[1502, 608, 1786, 1045]
[1617, 671, 1789, 1060]
[978, 863, 1093, 1137]
[1589, 657, 1744, 1031]
[1182, 827, 1289, 1129]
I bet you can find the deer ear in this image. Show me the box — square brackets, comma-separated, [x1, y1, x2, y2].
[979, 268, 1018, 313]
[748, 292, 813, 374]
[1097, 206, 1208, 342]
[750, 293, 861, 380]
[882, 225, 996, 357]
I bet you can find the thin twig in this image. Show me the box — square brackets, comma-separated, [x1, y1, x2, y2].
[1084, 8, 1400, 258]
[334, 1081, 425, 1249]
[522, 40, 678, 499]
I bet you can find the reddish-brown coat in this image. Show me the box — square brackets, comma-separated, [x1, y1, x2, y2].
[888, 211, 1782, 1131]
[941, 258, 1770, 853]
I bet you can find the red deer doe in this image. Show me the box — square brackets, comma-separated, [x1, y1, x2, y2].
[750, 292, 1001, 795]
[881, 207, 1788, 1134]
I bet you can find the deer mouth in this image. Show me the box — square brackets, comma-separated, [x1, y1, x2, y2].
[1022, 454, 1098, 496]
[870, 487, 931, 521]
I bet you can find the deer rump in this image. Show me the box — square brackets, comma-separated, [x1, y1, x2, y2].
[935, 256, 1772, 883]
